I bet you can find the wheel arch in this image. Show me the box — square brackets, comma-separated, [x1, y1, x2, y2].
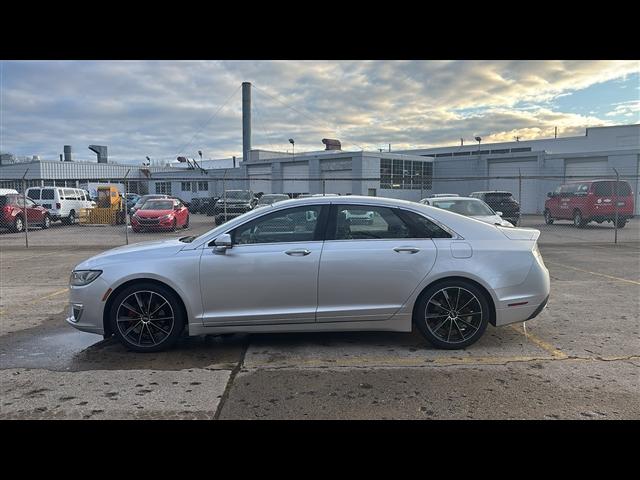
[102, 278, 189, 338]
[411, 275, 497, 327]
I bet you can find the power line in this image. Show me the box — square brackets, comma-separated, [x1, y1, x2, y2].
[174, 84, 242, 159]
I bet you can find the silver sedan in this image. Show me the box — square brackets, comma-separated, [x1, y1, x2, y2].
[67, 196, 550, 352]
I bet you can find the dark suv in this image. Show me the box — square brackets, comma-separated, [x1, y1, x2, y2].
[469, 191, 520, 226]
[213, 190, 257, 224]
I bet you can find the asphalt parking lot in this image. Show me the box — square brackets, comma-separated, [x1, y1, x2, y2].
[0, 214, 638, 419]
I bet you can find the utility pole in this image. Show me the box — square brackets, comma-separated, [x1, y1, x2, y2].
[518, 168, 522, 226]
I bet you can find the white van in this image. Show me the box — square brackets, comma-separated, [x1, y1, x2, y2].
[26, 187, 94, 224]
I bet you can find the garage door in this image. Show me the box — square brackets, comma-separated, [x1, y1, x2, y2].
[565, 158, 610, 180]
[488, 159, 538, 214]
[282, 162, 309, 194]
[321, 169, 352, 195]
[248, 165, 272, 194]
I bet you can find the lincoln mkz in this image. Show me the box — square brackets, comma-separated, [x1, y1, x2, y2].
[67, 196, 550, 352]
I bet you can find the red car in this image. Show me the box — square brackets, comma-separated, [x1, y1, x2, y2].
[0, 194, 51, 232]
[131, 198, 189, 232]
[544, 179, 634, 228]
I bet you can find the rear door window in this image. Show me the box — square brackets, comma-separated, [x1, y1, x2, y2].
[330, 205, 414, 240]
[593, 182, 612, 196]
[41, 189, 55, 200]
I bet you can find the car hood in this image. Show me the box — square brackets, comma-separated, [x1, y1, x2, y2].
[472, 215, 513, 227]
[134, 209, 174, 218]
[75, 239, 187, 269]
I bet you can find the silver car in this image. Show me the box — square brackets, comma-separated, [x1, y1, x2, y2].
[67, 196, 549, 352]
[420, 196, 515, 227]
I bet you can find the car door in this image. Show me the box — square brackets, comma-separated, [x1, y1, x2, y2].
[199, 204, 328, 326]
[21, 196, 43, 224]
[317, 204, 439, 322]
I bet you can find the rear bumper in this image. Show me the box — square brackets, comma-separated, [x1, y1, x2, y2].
[493, 257, 550, 327]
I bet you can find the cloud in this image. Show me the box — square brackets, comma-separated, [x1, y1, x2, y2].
[1, 60, 638, 163]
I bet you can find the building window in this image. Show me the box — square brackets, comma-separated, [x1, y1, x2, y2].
[181, 182, 191, 191]
[380, 159, 433, 190]
[380, 159, 392, 189]
[156, 182, 172, 194]
[198, 181, 209, 191]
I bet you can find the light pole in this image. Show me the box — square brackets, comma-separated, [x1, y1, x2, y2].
[289, 138, 295, 160]
[475, 136, 482, 151]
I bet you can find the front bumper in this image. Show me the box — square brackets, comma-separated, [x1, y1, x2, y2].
[65, 276, 111, 336]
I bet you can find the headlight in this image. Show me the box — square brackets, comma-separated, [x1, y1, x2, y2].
[159, 214, 172, 221]
[70, 270, 102, 286]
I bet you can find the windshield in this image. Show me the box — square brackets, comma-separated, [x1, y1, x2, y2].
[485, 192, 513, 201]
[223, 191, 252, 201]
[27, 189, 40, 200]
[140, 200, 174, 210]
[135, 195, 163, 207]
[432, 199, 495, 216]
[258, 195, 289, 205]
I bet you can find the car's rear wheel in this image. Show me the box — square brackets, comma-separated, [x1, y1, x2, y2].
[110, 283, 185, 352]
[63, 210, 76, 225]
[42, 214, 51, 229]
[544, 209, 554, 225]
[414, 279, 490, 349]
[573, 210, 587, 228]
[616, 218, 627, 228]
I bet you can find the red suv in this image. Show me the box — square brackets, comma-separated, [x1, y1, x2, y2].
[0, 194, 51, 232]
[544, 180, 634, 228]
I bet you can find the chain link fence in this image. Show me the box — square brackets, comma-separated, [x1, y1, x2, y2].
[0, 175, 638, 249]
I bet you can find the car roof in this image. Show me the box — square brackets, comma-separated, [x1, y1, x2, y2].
[427, 196, 480, 202]
[563, 179, 628, 184]
[471, 191, 512, 194]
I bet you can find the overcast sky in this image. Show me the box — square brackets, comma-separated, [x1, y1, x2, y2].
[1, 60, 639, 164]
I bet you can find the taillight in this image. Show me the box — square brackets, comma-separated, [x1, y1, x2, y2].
[56, 202, 61, 209]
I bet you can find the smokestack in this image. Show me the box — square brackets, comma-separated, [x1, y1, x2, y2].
[233, 156, 236, 168]
[59, 154, 63, 162]
[242, 82, 251, 163]
[88, 145, 108, 163]
[64, 145, 72, 161]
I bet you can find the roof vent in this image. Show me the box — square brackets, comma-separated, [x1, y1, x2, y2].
[322, 138, 341, 151]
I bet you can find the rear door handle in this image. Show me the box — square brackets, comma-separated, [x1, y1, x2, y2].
[393, 247, 420, 254]
[285, 249, 311, 256]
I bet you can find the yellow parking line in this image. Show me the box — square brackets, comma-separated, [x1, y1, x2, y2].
[41, 288, 68, 300]
[546, 261, 640, 286]
[509, 324, 568, 359]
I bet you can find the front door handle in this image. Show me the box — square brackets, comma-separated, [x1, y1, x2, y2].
[393, 247, 420, 254]
[285, 249, 311, 256]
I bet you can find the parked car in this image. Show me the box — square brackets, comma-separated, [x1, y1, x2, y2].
[255, 194, 290, 209]
[213, 190, 257, 224]
[424, 193, 460, 199]
[188, 198, 202, 213]
[202, 197, 218, 216]
[67, 195, 550, 352]
[130, 198, 189, 232]
[420, 196, 514, 227]
[125, 194, 141, 211]
[469, 191, 520, 226]
[129, 194, 170, 215]
[544, 179, 634, 228]
[26, 187, 94, 224]
[1, 193, 51, 232]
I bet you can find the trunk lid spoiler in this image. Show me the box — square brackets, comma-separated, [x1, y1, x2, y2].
[497, 226, 540, 241]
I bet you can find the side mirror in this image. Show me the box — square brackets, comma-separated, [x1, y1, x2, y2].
[496, 211, 503, 217]
[547, 192, 553, 198]
[213, 233, 233, 252]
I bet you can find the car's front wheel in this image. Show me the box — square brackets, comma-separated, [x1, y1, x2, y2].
[544, 209, 554, 225]
[42, 214, 51, 229]
[573, 210, 587, 228]
[414, 279, 490, 349]
[109, 283, 185, 352]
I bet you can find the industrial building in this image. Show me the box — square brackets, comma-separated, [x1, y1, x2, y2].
[396, 124, 640, 214]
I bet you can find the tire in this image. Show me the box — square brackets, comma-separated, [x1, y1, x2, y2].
[616, 218, 627, 228]
[544, 210, 554, 225]
[42, 215, 51, 229]
[132, 227, 141, 233]
[183, 215, 189, 229]
[573, 210, 587, 228]
[109, 282, 185, 352]
[13, 215, 24, 233]
[414, 279, 490, 349]
[64, 210, 76, 225]
[171, 218, 177, 231]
